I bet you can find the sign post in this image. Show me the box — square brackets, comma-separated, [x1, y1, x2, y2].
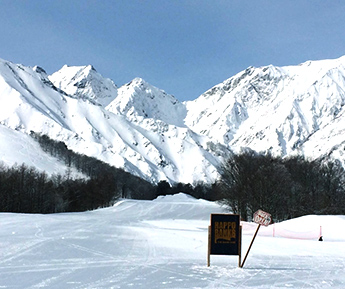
[240, 223, 261, 268]
[240, 209, 271, 268]
[207, 214, 241, 267]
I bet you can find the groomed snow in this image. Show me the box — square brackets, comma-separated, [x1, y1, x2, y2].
[0, 193, 344, 288]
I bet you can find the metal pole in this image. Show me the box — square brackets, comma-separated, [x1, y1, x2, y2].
[240, 224, 261, 268]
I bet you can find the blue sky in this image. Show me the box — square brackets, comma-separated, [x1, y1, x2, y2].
[1, 1, 345, 101]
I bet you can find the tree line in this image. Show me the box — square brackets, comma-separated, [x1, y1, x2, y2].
[0, 132, 214, 213]
[214, 150, 345, 222]
[3, 132, 344, 219]
[0, 132, 157, 213]
[0, 159, 155, 213]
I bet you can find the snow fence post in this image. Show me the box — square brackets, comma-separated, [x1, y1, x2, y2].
[238, 225, 242, 268]
[273, 223, 275, 237]
[207, 225, 211, 267]
[318, 226, 323, 241]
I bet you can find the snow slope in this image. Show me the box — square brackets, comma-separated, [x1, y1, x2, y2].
[185, 56, 345, 161]
[0, 193, 344, 288]
[0, 58, 223, 184]
[0, 125, 82, 178]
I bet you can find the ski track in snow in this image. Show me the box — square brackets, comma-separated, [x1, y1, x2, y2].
[0, 194, 344, 288]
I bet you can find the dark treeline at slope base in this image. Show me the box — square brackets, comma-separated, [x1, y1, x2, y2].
[214, 150, 345, 222]
[30, 133, 216, 200]
[0, 132, 214, 214]
[0, 132, 155, 213]
[4, 132, 342, 218]
[0, 161, 214, 214]
[0, 159, 155, 213]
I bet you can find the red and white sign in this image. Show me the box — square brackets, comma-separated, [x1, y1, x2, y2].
[253, 209, 271, 226]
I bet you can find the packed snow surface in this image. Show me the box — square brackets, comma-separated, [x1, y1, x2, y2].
[1, 193, 344, 288]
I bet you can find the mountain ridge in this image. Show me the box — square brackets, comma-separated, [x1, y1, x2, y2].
[0, 58, 224, 184]
[1, 55, 345, 184]
[185, 56, 345, 163]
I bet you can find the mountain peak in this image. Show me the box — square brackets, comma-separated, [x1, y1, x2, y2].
[125, 77, 160, 92]
[49, 64, 118, 106]
[107, 77, 186, 126]
[131, 77, 147, 85]
[53, 64, 97, 81]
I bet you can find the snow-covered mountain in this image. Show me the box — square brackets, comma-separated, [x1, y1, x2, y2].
[49, 64, 118, 107]
[0, 58, 225, 184]
[107, 77, 187, 127]
[185, 56, 345, 165]
[1, 55, 345, 184]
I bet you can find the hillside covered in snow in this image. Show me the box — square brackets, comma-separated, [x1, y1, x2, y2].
[1, 55, 345, 184]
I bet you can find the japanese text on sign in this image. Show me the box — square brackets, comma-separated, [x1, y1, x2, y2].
[253, 209, 271, 226]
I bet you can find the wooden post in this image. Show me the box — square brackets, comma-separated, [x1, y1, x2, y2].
[273, 223, 275, 237]
[240, 224, 261, 268]
[319, 226, 323, 241]
[320, 225, 322, 238]
[238, 225, 242, 267]
[207, 225, 211, 267]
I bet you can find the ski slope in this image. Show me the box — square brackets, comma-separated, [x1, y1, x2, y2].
[0, 193, 344, 288]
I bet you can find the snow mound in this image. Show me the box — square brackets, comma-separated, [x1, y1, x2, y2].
[153, 193, 198, 203]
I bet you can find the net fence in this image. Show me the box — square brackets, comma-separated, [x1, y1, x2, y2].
[241, 221, 322, 240]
